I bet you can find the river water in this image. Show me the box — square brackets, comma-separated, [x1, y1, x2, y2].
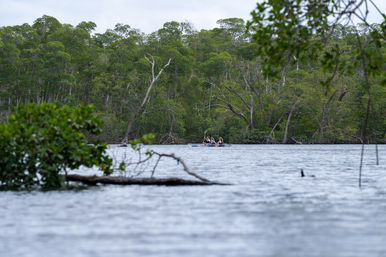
[1, 144, 385, 257]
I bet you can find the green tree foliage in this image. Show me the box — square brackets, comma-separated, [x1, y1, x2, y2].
[0, 15, 384, 144]
[0, 103, 112, 190]
[247, 0, 385, 143]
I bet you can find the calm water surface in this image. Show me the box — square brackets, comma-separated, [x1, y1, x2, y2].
[1, 144, 386, 257]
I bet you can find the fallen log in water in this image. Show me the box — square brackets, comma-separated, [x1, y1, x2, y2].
[66, 174, 229, 186]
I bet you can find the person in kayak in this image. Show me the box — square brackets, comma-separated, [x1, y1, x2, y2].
[203, 136, 211, 144]
[217, 137, 224, 146]
[210, 137, 216, 145]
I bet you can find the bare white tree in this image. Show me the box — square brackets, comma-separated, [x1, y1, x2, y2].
[124, 55, 172, 139]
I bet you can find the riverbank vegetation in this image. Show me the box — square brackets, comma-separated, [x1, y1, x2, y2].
[0, 103, 220, 189]
[0, 103, 112, 189]
[0, 14, 384, 144]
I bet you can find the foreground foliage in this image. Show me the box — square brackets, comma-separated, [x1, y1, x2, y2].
[247, 0, 386, 143]
[0, 103, 112, 189]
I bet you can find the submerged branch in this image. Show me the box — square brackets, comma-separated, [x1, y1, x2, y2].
[66, 174, 228, 186]
[68, 149, 229, 187]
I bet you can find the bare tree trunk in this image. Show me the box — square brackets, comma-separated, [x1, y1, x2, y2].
[282, 111, 294, 144]
[267, 115, 283, 143]
[124, 55, 172, 139]
[250, 95, 254, 130]
[7, 97, 12, 120]
[167, 118, 176, 143]
[166, 101, 176, 144]
[66, 174, 227, 186]
[174, 64, 178, 102]
[283, 100, 299, 144]
[208, 86, 212, 110]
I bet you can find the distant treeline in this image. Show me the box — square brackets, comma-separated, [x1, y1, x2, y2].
[0, 15, 384, 143]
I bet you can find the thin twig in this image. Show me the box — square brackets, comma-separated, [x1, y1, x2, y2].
[368, 0, 385, 20]
[354, 22, 372, 187]
[151, 156, 161, 178]
[359, 143, 365, 188]
[370, 99, 379, 165]
[151, 151, 210, 182]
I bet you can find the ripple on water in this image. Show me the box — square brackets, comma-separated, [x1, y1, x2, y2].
[1, 144, 386, 257]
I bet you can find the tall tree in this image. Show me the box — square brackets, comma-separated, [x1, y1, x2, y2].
[124, 55, 171, 139]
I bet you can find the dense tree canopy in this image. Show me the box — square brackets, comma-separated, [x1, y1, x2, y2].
[0, 15, 384, 144]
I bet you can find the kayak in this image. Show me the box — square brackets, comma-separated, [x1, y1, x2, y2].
[107, 144, 128, 148]
[189, 143, 230, 147]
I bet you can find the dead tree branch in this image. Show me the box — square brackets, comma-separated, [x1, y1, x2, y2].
[124, 55, 172, 139]
[66, 174, 228, 186]
[151, 151, 210, 182]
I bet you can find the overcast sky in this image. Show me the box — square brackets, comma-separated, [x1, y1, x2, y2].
[0, 0, 385, 34]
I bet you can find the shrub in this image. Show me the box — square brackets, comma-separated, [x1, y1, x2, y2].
[0, 103, 112, 190]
